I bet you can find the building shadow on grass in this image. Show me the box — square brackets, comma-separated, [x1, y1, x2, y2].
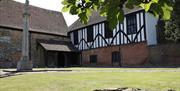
[0, 71, 22, 78]
[0, 69, 73, 78]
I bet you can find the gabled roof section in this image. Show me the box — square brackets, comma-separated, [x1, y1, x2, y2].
[69, 7, 142, 32]
[0, 0, 68, 36]
[69, 11, 106, 32]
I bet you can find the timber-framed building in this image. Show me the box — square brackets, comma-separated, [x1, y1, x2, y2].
[68, 9, 158, 66]
[1, 0, 179, 68]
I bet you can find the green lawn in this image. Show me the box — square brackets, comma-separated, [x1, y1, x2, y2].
[0, 68, 180, 91]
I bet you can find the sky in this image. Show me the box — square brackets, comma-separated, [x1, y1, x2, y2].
[13, 0, 78, 26]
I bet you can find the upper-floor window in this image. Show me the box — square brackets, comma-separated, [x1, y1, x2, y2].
[73, 31, 78, 45]
[87, 26, 93, 42]
[126, 13, 137, 35]
[105, 23, 113, 38]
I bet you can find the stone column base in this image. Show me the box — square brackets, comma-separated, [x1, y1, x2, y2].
[17, 56, 33, 71]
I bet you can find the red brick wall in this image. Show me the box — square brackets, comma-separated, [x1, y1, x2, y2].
[121, 42, 149, 66]
[81, 42, 150, 66]
[149, 43, 180, 65]
[0, 27, 69, 68]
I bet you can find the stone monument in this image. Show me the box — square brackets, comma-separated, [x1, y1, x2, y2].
[17, 0, 32, 71]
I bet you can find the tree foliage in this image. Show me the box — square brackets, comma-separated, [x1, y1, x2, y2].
[164, 0, 180, 42]
[62, 0, 173, 29]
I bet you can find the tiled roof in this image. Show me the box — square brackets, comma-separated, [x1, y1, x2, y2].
[69, 11, 106, 32]
[0, 0, 68, 36]
[69, 7, 142, 32]
[38, 40, 79, 52]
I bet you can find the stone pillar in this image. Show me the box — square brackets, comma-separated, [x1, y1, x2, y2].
[17, 0, 32, 71]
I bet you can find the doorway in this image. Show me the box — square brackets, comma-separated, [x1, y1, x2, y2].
[58, 53, 65, 67]
[112, 51, 121, 66]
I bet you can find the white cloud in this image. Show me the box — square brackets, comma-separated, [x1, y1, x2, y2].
[13, 0, 78, 26]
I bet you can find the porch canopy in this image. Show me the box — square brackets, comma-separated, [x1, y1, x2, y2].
[38, 40, 79, 52]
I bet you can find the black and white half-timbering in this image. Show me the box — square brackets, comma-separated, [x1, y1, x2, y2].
[69, 10, 158, 51]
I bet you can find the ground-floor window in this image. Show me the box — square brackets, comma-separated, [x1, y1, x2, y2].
[90, 55, 97, 64]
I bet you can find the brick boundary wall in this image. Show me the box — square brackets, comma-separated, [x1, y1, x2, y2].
[149, 43, 180, 66]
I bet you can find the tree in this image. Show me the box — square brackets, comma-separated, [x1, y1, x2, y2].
[164, 0, 180, 42]
[62, 0, 173, 29]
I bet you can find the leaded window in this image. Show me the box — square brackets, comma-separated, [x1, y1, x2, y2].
[73, 31, 78, 45]
[126, 13, 137, 34]
[87, 26, 93, 42]
[105, 23, 113, 38]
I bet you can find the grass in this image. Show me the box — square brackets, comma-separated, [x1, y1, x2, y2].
[0, 68, 180, 91]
